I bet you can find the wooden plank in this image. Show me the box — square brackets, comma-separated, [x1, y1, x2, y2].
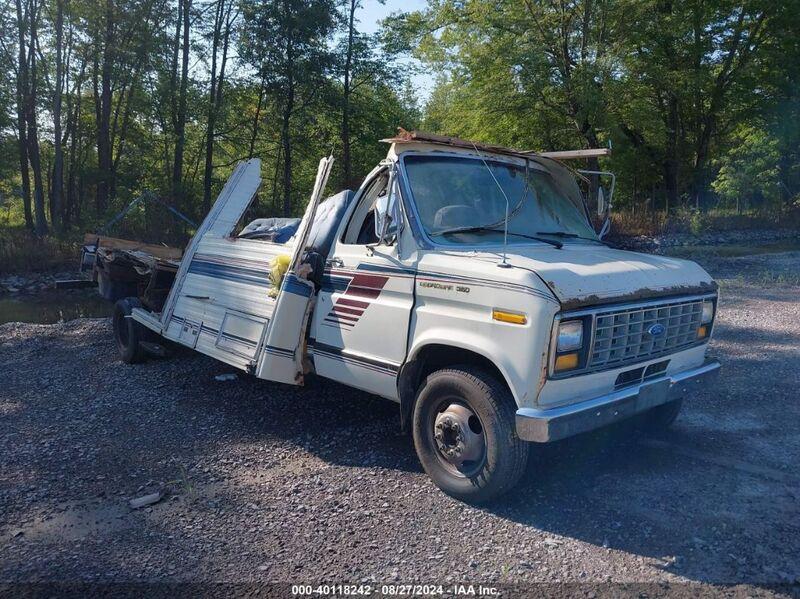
[83, 233, 183, 261]
[381, 128, 611, 161]
[381, 129, 532, 159]
[538, 148, 611, 160]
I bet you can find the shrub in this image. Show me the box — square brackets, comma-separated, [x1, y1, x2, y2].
[0, 228, 80, 274]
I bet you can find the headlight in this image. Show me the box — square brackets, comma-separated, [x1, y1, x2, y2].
[556, 320, 584, 352]
[701, 300, 715, 324]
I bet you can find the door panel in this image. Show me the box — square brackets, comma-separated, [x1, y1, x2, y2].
[311, 245, 414, 400]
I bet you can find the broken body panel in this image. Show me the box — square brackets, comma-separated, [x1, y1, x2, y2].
[131, 157, 332, 384]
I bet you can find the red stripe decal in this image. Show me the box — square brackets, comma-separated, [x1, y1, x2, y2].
[333, 305, 364, 316]
[346, 274, 389, 299]
[337, 297, 369, 309]
[329, 312, 359, 322]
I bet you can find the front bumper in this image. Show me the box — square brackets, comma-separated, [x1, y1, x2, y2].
[516, 359, 720, 442]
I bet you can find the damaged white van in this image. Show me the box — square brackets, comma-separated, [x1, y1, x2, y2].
[101, 130, 720, 502]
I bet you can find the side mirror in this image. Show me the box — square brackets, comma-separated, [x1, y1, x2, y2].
[578, 170, 615, 240]
[374, 175, 401, 245]
[597, 187, 611, 239]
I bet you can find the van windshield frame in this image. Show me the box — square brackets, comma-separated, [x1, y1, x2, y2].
[397, 152, 599, 248]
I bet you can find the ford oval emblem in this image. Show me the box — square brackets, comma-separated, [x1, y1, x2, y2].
[648, 323, 666, 337]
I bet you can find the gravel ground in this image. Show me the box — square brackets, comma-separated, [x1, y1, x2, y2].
[1, 251, 799, 596]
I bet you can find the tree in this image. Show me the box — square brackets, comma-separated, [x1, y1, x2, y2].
[26, 0, 48, 235]
[202, 0, 237, 212]
[336, 0, 397, 189]
[50, 0, 65, 232]
[13, 0, 33, 229]
[171, 0, 191, 209]
[241, 0, 337, 216]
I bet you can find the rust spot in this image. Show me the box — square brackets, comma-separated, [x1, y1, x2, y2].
[559, 281, 718, 311]
[535, 348, 549, 398]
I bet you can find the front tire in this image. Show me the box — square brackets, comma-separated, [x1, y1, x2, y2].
[412, 367, 528, 504]
[113, 297, 147, 364]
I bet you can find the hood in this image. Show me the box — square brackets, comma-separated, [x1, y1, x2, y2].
[499, 244, 717, 310]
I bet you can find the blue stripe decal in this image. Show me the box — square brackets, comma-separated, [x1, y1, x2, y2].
[351, 262, 557, 303]
[264, 345, 294, 358]
[188, 259, 270, 288]
[282, 274, 313, 297]
[310, 343, 399, 376]
[320, 274, 352, 294]
[188, 259, 312, 299]
[356, 263, 416, 277]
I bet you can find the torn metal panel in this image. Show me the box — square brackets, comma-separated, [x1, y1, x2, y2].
[160, 159, 262, 327]
[83, 234, 183, 261]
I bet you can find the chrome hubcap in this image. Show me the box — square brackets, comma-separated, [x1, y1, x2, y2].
[433, 403, 485, 470]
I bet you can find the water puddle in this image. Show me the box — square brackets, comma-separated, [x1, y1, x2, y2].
[0, 289, 112, 325]
[664, 240, 800, 258]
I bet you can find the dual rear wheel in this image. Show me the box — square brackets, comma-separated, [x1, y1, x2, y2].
[113, 297, 148, 364]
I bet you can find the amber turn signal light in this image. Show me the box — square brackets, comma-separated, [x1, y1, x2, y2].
[697, 325, 708, 339]
[554, 352, 579, 371]
[492, 309, 527, 325]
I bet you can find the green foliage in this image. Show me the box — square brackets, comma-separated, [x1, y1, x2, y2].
[0, 0, 419, 241]
[386, 0, 800, 223]
[712, 127, 781, 211]
[688, 210, 711, 236]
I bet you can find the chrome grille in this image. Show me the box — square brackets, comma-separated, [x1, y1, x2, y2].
[589, 299, 704, 370]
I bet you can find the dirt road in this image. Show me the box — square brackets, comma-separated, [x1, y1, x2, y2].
[1, 251, 798, 595]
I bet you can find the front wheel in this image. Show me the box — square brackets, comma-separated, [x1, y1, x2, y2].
[412, 367, 528, 504]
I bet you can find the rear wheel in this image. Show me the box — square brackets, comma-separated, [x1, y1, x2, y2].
[412, 367, 528, 504]
[113, 297, 147, 364]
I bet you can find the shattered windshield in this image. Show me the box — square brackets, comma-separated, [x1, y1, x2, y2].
[402, 155, 598, 245]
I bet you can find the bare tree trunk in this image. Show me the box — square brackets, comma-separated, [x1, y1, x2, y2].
[281, 80, 294, 217]
[51, 0, 65, 232]
[172, 0, 191, 209]
[664, 93, 679, 214]
[14, 0, 33, 230]
[26, 0, 48, 236]
[202, 0, 234, 213]
[278, 5, 297, 219]
[341, 0, 356, 188]
[248, 76, 266, 159]
[96, 0, 114, 214]
[66, 78, 83, 227]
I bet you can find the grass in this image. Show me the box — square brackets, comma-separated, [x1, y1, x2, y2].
[611, 207, 800, 237]
[0, 227, 81, 274]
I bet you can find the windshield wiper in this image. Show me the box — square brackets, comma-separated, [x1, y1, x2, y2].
[536, 231, 607, 245]
[432, 226, 563, 249]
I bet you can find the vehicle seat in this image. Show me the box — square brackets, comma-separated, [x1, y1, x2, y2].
[433, 205, 472, 230]
[238, 217, 300, 242]
[306, 190, 354, 258]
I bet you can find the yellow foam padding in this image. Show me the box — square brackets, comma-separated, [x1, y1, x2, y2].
[269, 254, 292, 297]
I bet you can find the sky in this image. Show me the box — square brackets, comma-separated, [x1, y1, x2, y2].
[357, 0, 435, 105]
